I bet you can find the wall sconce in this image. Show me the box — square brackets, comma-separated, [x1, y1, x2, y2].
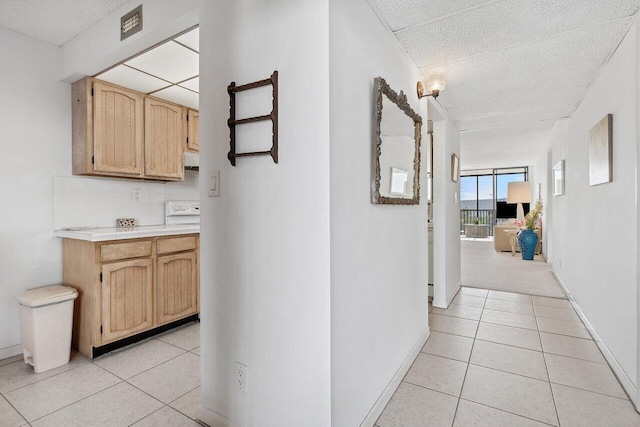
[417, 74, 445, 99]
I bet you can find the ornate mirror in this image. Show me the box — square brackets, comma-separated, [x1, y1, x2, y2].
[372, 77, 422, 205]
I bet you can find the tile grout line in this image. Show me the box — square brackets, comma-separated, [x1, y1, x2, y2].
[0, 355, 91, 395]
[27, 380, 125, 424]
[546, 379, 632, 401]
[448, 293, 486, 427]
[402, 379, 464, 400]
[0, 390, 28, 425]
[435, 313, 589, 340]
[458, 397, 559, 427]
[128, 404, 169, 426]
[121, 346, 197, 382]
[537, 314, 562, 426]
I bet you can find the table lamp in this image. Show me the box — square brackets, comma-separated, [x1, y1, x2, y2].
[507, 181, 531, 223]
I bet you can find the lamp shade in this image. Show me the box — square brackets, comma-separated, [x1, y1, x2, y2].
[507, 181, 531, 203]
[427, 74, 445, 92]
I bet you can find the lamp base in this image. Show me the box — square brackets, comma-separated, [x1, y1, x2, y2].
[516, 203, 525, 223]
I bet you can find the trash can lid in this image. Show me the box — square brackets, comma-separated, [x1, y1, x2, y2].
[16, 285, 78, 307]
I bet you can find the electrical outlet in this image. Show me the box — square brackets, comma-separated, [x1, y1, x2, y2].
[236, 362, 248, 394]
[132, 188, 143, 202]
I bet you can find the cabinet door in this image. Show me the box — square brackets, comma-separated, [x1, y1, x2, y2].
[187, 109, 199, 152]
[156, 252, 198, 325]
[101, 259, 153, 343]
[144, 98, 184, 179]
[93, 81, 144, 176]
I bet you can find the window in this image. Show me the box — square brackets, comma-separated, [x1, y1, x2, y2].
[459, 167, 528, 236]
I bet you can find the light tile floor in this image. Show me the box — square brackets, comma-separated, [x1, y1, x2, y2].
[0, 321, 201, 427]
[4, 295, 640, 426]
[376, 288, 640, 427]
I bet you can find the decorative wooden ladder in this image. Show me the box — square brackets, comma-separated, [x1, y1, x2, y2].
[227, 70, 279, 166]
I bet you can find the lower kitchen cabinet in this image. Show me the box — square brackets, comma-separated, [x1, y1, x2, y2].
[156, 251, 198, 325]
[101, 258, 154, 343]
[61, 234, 199, 358]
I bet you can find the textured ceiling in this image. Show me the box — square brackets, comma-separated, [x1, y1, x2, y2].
[367, 0, 640, 169]
[0, 0, 130, 46]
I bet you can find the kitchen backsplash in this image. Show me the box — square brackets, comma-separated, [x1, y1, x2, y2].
[53, 171, 198, 230]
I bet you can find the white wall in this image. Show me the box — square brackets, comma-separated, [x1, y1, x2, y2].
[198, 1, 332, 426]
[0, 1, 199, 356]
[53, 173, 198, 229]
[537, 23, 638, 401]
[328, 1, 429, 425]
[0, 28, 71, 353]
[431, 103, 462, 308]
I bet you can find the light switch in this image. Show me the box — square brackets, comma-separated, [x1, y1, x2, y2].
[209, 170, 220, 197]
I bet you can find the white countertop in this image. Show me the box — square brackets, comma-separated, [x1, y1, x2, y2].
[55, 224, 200, 242]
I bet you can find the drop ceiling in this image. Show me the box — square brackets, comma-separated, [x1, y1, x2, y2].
[366, 0, 640, 169]
[0, 1, 199, 110]
[0, 0, 130, 46]
[95, 27, 200, 109]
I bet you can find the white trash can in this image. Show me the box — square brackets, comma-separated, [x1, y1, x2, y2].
[16, 285, 78, 373]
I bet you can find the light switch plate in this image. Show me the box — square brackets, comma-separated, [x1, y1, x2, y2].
[209, 170, 220, 197]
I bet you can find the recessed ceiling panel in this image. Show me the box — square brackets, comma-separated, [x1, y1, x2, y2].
[96, 65, 170, 94]
[175, 28, 199, 52]
[126, 41, 199, 83]
[152, 86, 199, 110]
[179, 77, 200, 93]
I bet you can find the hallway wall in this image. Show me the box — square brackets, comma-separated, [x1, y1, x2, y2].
[329, 0, 429, 425]
[533, 22, 638, 403]
[198, 1, 332, 425]
[431, 104, 462, 308]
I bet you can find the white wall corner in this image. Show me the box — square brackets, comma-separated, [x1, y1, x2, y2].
[635, 12, 640, 412]
[359, 326, 430, 427]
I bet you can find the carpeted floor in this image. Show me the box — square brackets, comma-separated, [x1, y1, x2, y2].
[461, 239, 566, 298]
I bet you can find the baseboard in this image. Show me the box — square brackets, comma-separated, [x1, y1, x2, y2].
[0, 344, 22, 361]
[195, 404, 240, 427]
[447, 280, 462, 308]
[359, 325, 430, 427]
[552, 271, 638, 410]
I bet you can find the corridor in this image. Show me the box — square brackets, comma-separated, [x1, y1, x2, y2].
[375, 287, 640, 426]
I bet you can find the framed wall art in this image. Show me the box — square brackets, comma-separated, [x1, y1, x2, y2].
[589, 114, 612, 186]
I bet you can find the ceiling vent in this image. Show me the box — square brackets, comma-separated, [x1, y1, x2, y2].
[121, 5, 143, 41]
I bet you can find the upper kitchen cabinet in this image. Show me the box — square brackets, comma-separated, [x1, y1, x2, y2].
[186, 109, 199, 153]
[72, 77, 188, 181]
[73, 78, 145, 178]
[144, 97, 184, 179]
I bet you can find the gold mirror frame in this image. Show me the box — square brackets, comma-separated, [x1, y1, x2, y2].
[372, 77, 423, 205]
